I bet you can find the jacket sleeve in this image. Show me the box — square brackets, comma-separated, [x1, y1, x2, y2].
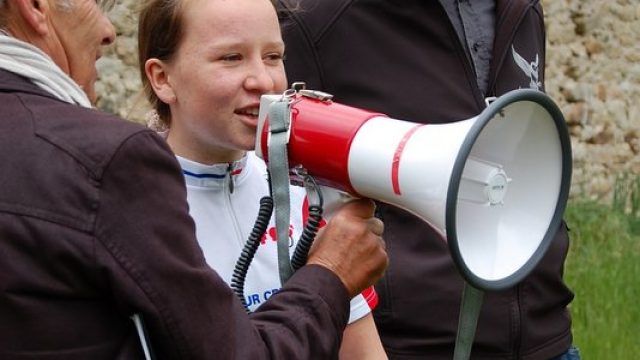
[93, 130, 350, 359]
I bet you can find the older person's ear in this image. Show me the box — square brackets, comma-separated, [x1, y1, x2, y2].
[145, 58, 177, 105]
[12, 0, 51, 36]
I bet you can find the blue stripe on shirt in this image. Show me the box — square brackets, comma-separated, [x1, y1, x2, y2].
[182, 170, 226, 179]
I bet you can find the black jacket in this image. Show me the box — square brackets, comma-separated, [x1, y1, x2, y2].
[0, 69, 350, 359]
[279, 0, 574, 359]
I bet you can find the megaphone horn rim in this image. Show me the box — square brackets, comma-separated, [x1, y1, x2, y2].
[445, 88, 573, 291]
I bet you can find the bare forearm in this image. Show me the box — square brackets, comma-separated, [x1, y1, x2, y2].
[339, 313, 388, 360]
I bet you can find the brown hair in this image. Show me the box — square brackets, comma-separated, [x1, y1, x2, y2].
[138, 0, 192, 128]
[138, 0, 279, 129]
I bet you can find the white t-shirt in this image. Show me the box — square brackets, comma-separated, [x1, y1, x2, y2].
[177, 152, 377, 323]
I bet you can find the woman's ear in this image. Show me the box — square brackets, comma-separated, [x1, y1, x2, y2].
[145, 58, 177, 104]
[13, 0, 50, 36]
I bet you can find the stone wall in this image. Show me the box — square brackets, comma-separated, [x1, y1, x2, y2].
[95, 0, 640, 201]
[543, 0, 640, 200]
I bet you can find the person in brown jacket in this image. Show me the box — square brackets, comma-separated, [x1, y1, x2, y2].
[0, 0, 388, 358]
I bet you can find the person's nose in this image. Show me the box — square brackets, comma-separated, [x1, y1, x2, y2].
[100, 13, 116, 46]
[244, 60, 276, 93]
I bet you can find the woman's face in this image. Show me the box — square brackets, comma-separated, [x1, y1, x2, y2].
[163, 0, 286, 164]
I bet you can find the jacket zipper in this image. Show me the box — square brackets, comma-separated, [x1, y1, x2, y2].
[224, 163, 244, 247]
[227, 163, 235, 194]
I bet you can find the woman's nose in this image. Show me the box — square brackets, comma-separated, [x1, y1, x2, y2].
[245, 62, 276, 93]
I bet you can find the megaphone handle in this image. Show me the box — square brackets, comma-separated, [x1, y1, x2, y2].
[267, 100, 295, 285]
[453, 282, 484, 360]
[290, 173, 324, 271]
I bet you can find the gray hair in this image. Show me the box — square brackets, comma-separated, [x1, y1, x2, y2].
[56, 0, 117, 12]
[0, 0, 115, 29]
[0, 0, 78, 11]
[0, 0, 75, 14]
[0, 1, 72, 30]
[0, 0, 115, 11]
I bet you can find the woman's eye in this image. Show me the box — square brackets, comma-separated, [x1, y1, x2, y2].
[221, 54, 243, 62]
[264, 53, 284, 63]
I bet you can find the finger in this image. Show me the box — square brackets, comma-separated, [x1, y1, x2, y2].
[375, 233, 386, 252]
[367, 217, 384, 236]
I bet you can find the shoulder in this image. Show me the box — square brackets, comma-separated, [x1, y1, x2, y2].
[18, 91, 165, 179]
[278, 0, 356, 41]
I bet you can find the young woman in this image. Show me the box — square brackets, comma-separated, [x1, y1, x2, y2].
[138, 0, 387, 358]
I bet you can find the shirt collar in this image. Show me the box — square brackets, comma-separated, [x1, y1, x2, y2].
[177, 154, 250, 188]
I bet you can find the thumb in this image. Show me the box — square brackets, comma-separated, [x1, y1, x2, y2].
[333, 198, 376, 219]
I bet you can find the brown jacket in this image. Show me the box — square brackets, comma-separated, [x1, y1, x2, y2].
[279, 0, 574, 359]
[0, 69, 349, 359]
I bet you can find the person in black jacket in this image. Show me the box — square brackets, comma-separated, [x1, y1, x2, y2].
[0, 0, 388, 358]
[278, 0, 581, 359]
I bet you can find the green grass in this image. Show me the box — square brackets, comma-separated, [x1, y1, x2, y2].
[564, 175, 640, 359]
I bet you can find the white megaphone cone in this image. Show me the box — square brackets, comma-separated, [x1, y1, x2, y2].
[256, 86, 571, 291]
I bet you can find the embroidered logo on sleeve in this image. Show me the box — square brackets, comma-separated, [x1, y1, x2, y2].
[512, 45, 542, 90]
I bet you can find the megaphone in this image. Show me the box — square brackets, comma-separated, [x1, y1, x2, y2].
[255, 86, 571, 291]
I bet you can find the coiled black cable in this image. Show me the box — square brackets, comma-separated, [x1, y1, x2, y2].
[291, 174, 325, 271]
[291, 204, 324, 270]
[230, 196, 274, 312]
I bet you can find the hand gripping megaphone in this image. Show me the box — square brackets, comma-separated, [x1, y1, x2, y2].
[255, 85, 571, 291]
